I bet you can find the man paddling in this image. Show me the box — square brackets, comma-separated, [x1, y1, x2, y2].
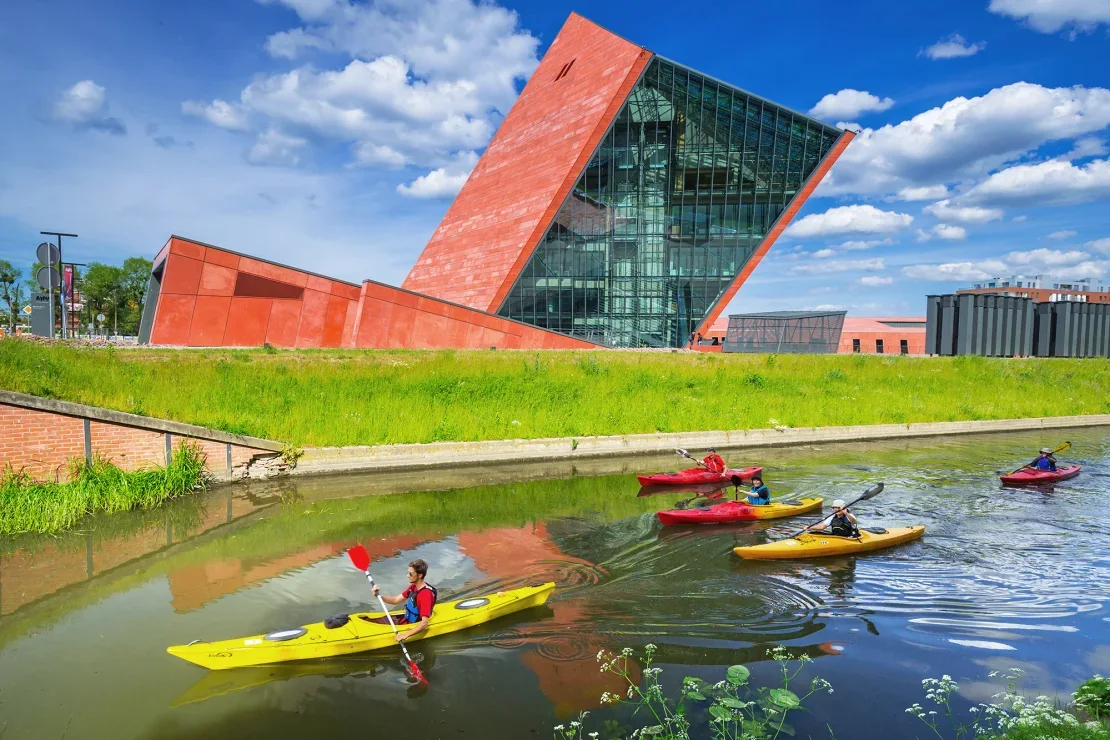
[703, 448, 726, 474]
[1029, 447, 1058, 472]
[371, 559, 437, 642]
[810, 499, 859, 537]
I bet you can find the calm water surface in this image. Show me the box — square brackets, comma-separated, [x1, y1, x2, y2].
[1, 429, 1108, 739]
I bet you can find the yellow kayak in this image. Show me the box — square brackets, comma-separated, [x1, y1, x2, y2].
[168, 582, 556, 670]
[733, 526, 925, 560]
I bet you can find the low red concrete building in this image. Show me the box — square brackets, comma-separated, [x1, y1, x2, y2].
[702, 315, 926, 355]
[837, 317, 926, 355]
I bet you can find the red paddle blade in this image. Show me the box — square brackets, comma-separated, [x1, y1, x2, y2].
[346, 545, 370, 572]
[408, 660, 428, 684]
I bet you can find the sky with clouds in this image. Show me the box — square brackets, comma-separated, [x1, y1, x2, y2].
[1, 0, 1109, 318]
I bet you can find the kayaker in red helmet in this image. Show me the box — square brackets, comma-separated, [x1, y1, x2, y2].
[1030, 448, 1058, 472]
[703, 448, 726, 474]
[370, 559, 437, 642]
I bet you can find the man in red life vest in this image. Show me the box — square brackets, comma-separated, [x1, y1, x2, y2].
[703, 448, 726, 474]
[371, 558, 437, 642]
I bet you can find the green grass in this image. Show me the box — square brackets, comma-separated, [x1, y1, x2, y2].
[0, 443, 207, 535]
[3, 339, 1109, 447]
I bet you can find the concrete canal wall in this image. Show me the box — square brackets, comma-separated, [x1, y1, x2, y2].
[4, 388, 1107, 481]
[0, 390, 285, 482]
[295, 414, 1110, 476]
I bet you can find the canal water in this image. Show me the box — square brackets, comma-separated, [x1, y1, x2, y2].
[1, 429, 1107, 739]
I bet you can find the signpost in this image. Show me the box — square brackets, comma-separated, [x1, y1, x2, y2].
[39, 231, 77, 338]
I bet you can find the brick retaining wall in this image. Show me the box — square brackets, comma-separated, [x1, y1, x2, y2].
[0, 391, 284, 482]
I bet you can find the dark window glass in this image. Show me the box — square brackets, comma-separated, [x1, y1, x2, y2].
[900, 339, 909, 355]
[852, 338, 860, 353]
[876, 339, 884, 354]
[498, 58, 843, 347]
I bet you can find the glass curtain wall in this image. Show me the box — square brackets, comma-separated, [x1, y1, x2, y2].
[498, 58, 843, 347]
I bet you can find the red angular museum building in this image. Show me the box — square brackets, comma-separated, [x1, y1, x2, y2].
[138, 13, 852, 350]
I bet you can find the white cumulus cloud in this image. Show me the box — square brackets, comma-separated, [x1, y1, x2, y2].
[961, 158, 1110, 207]
[791, 258, 885, 275]
[809, 89, 894, 120]
[858, 276, 894, 286]
[247, 128, 308, 166]
[182, 99, 251, 131]
[923, 199, 1005, 224]
[834, 238, 894, 251]
[903, 260, 1008, 281]
[53, 80, 126, 135]
[784, 205, 913, 238]
[1048, 229, 1078, 240]
[820, 82, 1110, 197]
[1086, 237, 1110, 254]
[396, 151, 478, 198]
[920, 33, 987, 60]
[934, 224, 968, 240]
[894, 185, 949, 201]
[903, 247, 1106, 282]
[185, 0, 540, 185]
[988, 0, 1110, 34]
[1067, 137, 1109, 159]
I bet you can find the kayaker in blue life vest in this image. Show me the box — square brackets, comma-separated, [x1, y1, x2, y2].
[703, 449, 726, 474]
[746, 476, 770, 506]
[371, 559, 437, 642]
[810, 499, 859, 537]
[1030, 447, 1058, 472]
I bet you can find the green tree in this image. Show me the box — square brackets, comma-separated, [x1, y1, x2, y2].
[81, 262, 125, 334]
[0, 259, 23, 330]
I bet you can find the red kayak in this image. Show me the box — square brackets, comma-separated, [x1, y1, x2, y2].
[999, 465, 1081, 485]
[637, 466, 762, 487]
[657, 497, 823, 525]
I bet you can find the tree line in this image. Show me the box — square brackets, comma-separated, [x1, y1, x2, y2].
[0, 256, 152, 335]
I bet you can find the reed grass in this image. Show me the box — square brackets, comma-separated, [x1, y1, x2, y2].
[2, 339, 1109, 447]
[0, 443, 208, 535]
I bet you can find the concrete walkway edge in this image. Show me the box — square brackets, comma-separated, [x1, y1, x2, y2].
[295, 414, 1110, 476]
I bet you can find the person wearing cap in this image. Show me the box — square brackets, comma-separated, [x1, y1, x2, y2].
[746, 475, 770, 506]
[810, 499, 859, 537]
[1030, 448, 1058, 472]
[703, 448, 726, 474]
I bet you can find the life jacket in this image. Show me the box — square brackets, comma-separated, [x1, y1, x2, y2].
[404, 584, 437, 624]
[1034, 456, 1056, 471]
[829, 513, 859, 538]
[747, 485, 770, 505]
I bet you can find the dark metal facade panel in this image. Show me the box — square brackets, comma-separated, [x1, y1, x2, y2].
[925, 295, 940, 355]
[924, 294, 1110, 357]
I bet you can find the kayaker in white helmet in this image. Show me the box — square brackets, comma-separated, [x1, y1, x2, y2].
[1030, 447, 1058, 472]
[810, 499, 859, 537]
[703, 448, 726, 474]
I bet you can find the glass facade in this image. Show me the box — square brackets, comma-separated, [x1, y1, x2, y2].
[722, 311, 846, 354]
[497, 57, 844, 347]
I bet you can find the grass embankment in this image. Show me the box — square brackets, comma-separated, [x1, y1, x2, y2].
[0, 444, 207, 535]
[2, 339, 1109, 447]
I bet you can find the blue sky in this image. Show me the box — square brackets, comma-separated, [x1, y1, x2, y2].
[1, 0, 1108, 317]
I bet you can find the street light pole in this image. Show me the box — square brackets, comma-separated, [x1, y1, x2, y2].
[41, 231, 78, 338]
